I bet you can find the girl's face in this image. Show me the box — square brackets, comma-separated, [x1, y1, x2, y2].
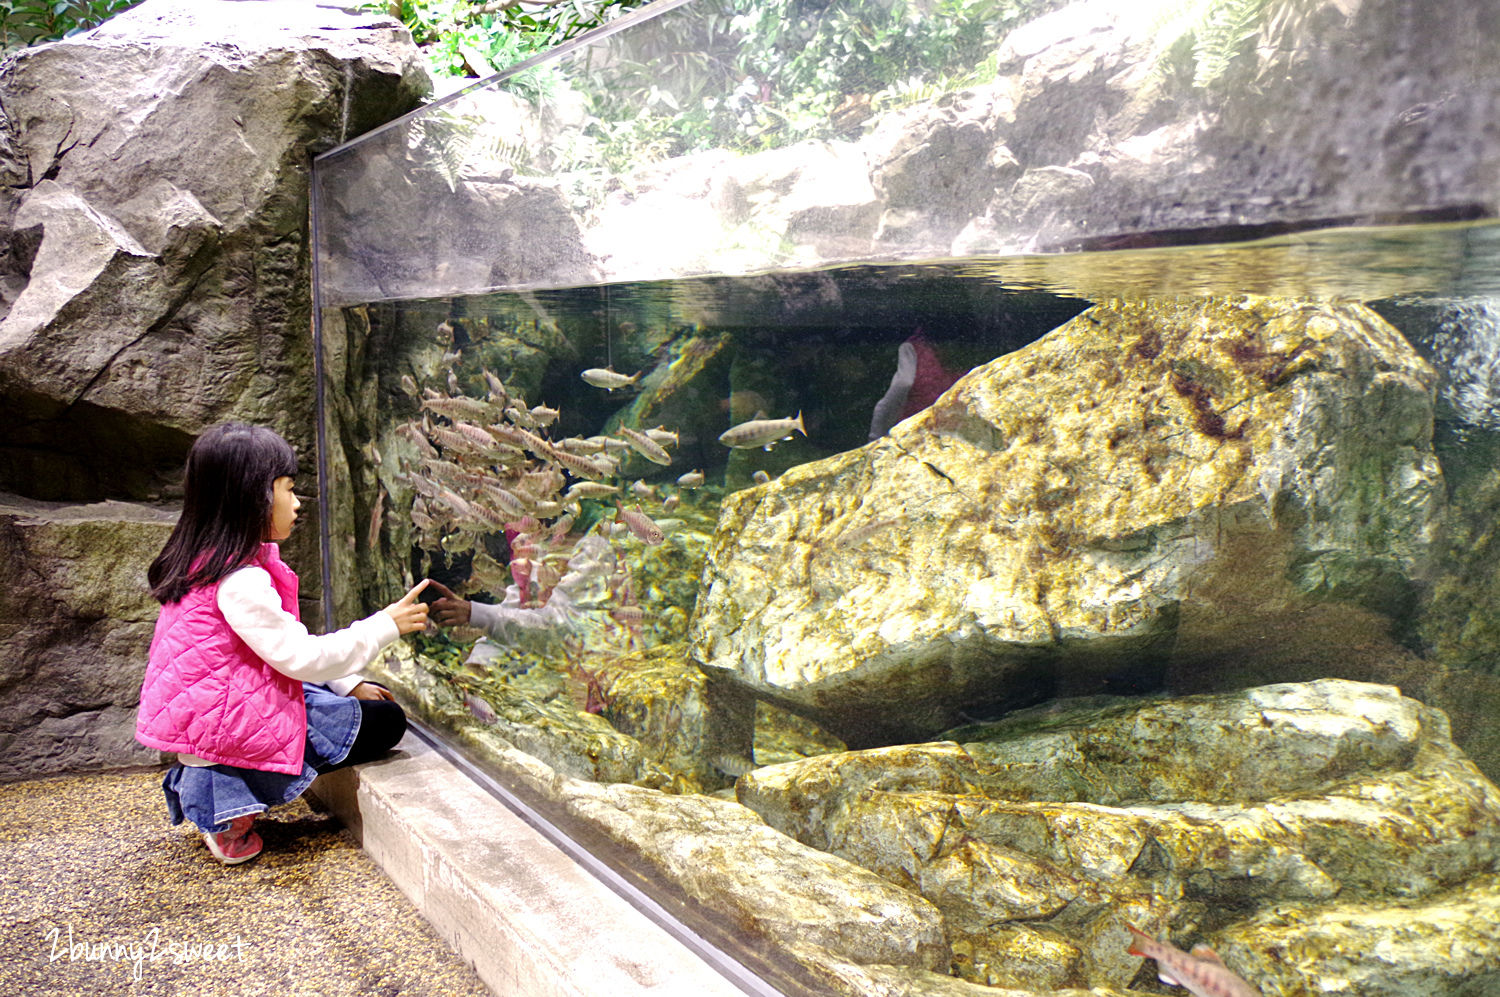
[268, 476, 300, 541]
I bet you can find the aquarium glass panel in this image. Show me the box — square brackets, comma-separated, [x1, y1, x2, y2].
[313, 0, 1500, 993]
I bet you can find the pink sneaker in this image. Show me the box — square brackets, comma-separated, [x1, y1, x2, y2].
[204, 815, 263, 865]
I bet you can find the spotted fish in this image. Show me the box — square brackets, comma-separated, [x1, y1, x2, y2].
[1126, 926, 1261, 997]
[718, 411, 805, 451]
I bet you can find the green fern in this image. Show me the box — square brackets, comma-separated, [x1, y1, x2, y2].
[407, 108, 538, 192]
[410, 115, 470, 193]
[1191, 0, 1268, 89]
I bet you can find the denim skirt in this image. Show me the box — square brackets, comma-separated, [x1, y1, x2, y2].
[161, 682, 362, 835]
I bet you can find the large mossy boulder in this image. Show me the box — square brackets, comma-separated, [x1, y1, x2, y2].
[737, 680, 1500, 995]
[690, 296, 1443, 745]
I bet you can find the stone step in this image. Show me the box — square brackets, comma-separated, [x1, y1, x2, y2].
[308, 725, 770, 997]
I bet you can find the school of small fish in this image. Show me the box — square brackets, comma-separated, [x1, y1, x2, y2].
[392, 365, 683, 626]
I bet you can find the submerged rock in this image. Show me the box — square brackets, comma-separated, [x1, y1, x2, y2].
[690, 296, 1442, 744]
[370, 639, 670, 787]
[736, 680, 1500, 994]
[599, 644, 755, 792]
[438, 724, 953, 986]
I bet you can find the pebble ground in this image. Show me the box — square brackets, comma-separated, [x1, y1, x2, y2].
[0, 766, 492, 996]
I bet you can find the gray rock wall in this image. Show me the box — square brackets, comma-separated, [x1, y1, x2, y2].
[0, 495, 176, 780]
[0, 0, 430, 780]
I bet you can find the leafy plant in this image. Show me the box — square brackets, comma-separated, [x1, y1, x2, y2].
[0, 0, 142, 52]
[1144, 0, 1338, 93]
[408, 105, 536, 190]
[365, 0, 650, 84]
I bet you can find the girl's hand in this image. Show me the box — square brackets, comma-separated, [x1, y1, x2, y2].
[426, 579, 472, 627]
[383, 578, 431, 635]
[349, 681, 395, 702]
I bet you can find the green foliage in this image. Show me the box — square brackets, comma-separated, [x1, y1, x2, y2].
[1144, 0, 1332, 94]
[1189, 0, 1267, 88]
[0, 0, 142, 52]
[409, 105, 535, 190]
[559, 0, 1050, 175]
[367, 0, 650, 83]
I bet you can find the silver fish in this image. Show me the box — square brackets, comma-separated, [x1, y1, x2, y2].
[644, 426, 679, 446]
[1126, 926, 1261, 997]
[454, 421, 498, 451]
[609, 605, 644, 627]
[711, 753, 756, 778]
[436, 487, 472, 518]
[552, 447, 613, 480]
[565, 482, 621, 502]
[483, 370, 508, 402]
[399, 374, 420, 397]
[423, 395, 494, 421]
[676, 470, 705, 488]
[718, 411, 806, 451]
[429, 426, 480, 455]
[396, 422, 438, 460]
[631, 480, 655, 500]
[529, 404, 560, 426]
[464, 693, 497, 724]
[467, 502, 510, 530]
[591, 435, 632, 455]
[751, 470, 771, 485]
[619, 425, 672, 466]
[617, 504, 664, 545]
[836, 518, 898, 549]
[580, 367, 640, 391]
[480, 483, 528, 517]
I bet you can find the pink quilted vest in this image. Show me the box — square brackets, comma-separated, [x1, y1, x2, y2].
[136, 543, 308, 775]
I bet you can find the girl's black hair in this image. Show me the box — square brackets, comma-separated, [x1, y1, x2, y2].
[148, 423, 299, 604]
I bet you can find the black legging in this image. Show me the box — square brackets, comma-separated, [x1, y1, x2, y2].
[319, 699, 408, 772]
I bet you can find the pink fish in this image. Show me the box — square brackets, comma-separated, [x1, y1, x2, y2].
[1126, 926, 1261, 997]
[616, 504, 664, 545]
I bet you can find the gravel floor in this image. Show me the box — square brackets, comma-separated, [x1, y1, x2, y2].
[0, 766, 492, 996]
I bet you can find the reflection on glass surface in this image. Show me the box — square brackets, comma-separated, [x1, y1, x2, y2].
[313, 0, 1500, 993]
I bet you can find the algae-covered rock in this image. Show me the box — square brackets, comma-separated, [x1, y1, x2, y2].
[430, 727, 953, 984]
[1214, 873, 1500, 997]
[368, 640, 671, 787]
[691, 296, 1443, 744]
[754, 700, 846, 768]
[737, 680, 1500, 994]
[600, 644, 755, 792]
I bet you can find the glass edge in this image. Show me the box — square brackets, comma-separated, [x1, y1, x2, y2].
[311, 0, 703, 166]
[405, 717, 836, 997]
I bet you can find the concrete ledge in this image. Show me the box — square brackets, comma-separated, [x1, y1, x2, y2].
[307, 730, 750, 997]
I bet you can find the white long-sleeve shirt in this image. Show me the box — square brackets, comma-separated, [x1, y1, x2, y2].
[176, 564, 400, 768]
[216, 565, 399, 692]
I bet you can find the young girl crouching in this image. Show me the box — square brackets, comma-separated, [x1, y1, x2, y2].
[136, 423, 429, 865]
